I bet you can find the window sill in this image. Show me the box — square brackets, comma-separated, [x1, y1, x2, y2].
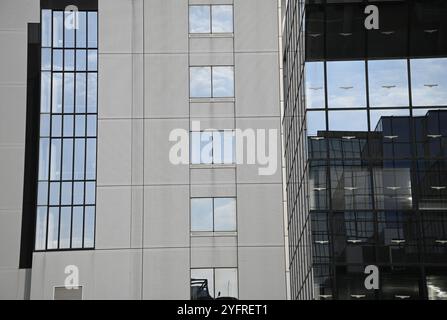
[190, 97, 235, 103]
[189, 33, 234, 39]
[190, 164, 236, 169]
[191, 231, 237, 237]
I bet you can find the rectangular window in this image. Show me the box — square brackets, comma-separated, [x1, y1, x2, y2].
[191, 268, 238, 300]
[191, 198, 237, 232]
[35, 8, 98, 251]
[190, 131, 235, 165]
[189, 5, 233, 34]
[190, 66, 234, 98]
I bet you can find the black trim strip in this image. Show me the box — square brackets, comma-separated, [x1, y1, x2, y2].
[19, 23, 41, 269]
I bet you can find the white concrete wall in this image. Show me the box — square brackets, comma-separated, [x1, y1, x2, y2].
[0, 0, 39, 299]
[25, 0, 286, 300]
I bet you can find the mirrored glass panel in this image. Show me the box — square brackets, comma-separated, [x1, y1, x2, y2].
[305, 62, 325, 109]
[214, 198, 236, 231]
[327, 61, 366, 109]
[191, 198, 213, 232]
[328, 110, 368, 132]
[212, 6, 233, 33]
[189, 6, 210, 33]
[190, 67, 212, 98]
[411, 58, 447, 107]
[213, 67, 234, 98]
[368, 60, 409, 108]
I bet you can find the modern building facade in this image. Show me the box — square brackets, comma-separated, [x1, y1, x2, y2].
[0, 0, 287, 300]
[283, 0, 447, 299]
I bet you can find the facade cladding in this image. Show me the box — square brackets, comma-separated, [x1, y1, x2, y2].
[0, 0, 287, 300]
[283, 0, 447, 299]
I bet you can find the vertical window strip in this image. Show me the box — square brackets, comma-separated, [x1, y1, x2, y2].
[35, 9, 98, 251]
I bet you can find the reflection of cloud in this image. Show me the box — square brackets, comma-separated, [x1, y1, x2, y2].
[87, 73, 97, 112]
[87, 50, 97, 70]
[411, 58, 447, 106]
[189, 6, 210, 33]
[327, 61, 367, 108]
[190, 67, 211, 97]
[191, 199, 213, 231]
[212, 6, 233, 33]
[214, 199, 236, 231]
[213, 67, 234, 97]
[306, 62, 325, 109]
[368, 60, 409, 107]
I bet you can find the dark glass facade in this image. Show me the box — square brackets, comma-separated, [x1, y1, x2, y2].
[283, 0, 447, 300]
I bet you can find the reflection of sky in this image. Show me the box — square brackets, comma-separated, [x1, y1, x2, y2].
[76, 12, 87, 47]
[53, 12, 63, 47]
[87, 73, 97, 113]
[47, 207, 59, 249]
[41, 72, 51, 112]
[59, 207, 71, 248]
[64, 12, 75, 47]
[368, 60, 409, 108]
[327, 61, 366, 108]
[191, 198, 213, 231]
[76, 50, 86, 70]
[212, 6, 233, 33]
[87, 13, 98, 48]
[88, 50, 97, 71]
[53, 49, 63, 71]
[213, 67, 234, 98]
[42, 10, 52, 47]
[305, 62, 325, 109]
[411, 58, 447, 107]
[35, 207, 47, 250]
[214, 198, 236, 231]
[213, 131, 235, 164]
[307, 111, 326, 136]
[370, 109, 409, 131]
[64, 73, 74, 113]
[72, 207, 83, 248]
[189, 6, 210, 33]
[76, 73, 86, 112]
[64, 50, 74, 71]
[52, 73, 63, 113]
[190, 67, 211, 98]
[328, 110, 368, 131]
[42, 48, 51, 70]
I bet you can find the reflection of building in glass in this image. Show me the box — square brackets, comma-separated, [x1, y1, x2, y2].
[283, 0, 447, 300]
[309, 110, 447, 300]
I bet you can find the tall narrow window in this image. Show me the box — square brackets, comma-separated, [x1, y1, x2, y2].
[35, 8, 98, 251]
